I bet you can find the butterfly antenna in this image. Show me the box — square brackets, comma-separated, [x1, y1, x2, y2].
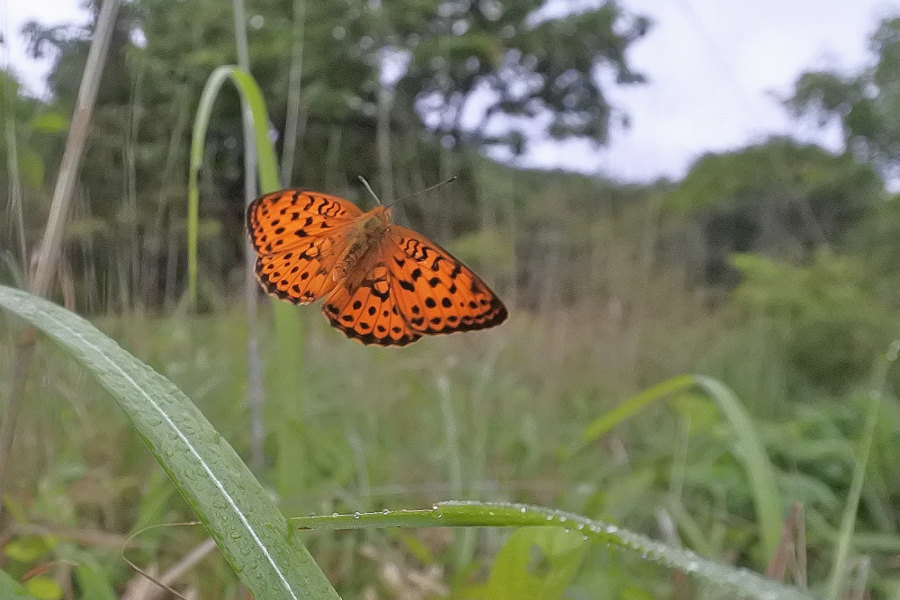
[357, 176, 382, 205]
[391, 176, 458, 207]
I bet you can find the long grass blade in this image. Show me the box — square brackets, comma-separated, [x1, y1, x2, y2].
[186, 65, 279, 306]
[576, 374, 695, 449]
[693, 375, 783, 555]
[0, 285, 340, 600]
[292, 501, 815, 600]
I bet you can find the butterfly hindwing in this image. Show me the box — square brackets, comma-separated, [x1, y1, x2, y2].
[254, 236, 344, 304]
[322, 262, 422, 346]
[247, 190, 363, 304]
[386, 226, 507, 335]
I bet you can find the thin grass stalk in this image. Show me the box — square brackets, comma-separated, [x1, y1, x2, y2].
[2, 77, 26, 265]
[766, 502, 807, 586]
[121, 537, 218, 600]
[825, 340, 899, 600]
[376, 80, 395, 203]
[30, 0, 121, 297]
[0, 0, 121, 513]
[435, 373, 471, 569]
[231, 0, 266, 473]
[143, 86, 190, 305]
[324, 126, 342, 191]
[280, 0, 306, 186]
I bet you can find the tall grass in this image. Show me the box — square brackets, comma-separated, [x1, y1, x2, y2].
[2, 6, 897, 598]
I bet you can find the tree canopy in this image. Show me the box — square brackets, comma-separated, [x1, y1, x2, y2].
[787, 16, 900, 184]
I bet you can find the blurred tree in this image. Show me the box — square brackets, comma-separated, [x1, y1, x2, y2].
[0, 69, 68, 277]
[786, 15, 900, 184]
[730, 251, 897, 393]
[22, 0, 649, 310]
[659, 138, 883, 287]
[384, 0, 648, 153]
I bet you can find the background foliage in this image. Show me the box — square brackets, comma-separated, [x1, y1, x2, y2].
[1, 1, 899, 598]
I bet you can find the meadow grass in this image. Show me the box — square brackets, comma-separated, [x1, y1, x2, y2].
[2, 280, 895, 598]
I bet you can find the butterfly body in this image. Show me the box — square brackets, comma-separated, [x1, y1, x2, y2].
[247, 189, 507, 346]
[332, 205, 391, 284]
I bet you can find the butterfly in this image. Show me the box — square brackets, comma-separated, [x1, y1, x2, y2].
[246, 189, 507, 346]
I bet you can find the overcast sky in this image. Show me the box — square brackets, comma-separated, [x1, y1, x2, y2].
[2, 0, 897, 183]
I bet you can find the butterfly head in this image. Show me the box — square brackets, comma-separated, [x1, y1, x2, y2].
[356, 204, 392, 245]
[369, 204, 393, 224]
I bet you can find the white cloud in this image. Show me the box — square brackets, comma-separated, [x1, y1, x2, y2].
[1, 0, 88, 96]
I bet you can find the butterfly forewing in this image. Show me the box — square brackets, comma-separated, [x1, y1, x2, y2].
[247, 190, 364, 253]
[386, 226, 507, 335]
[247, 190, 363, 304]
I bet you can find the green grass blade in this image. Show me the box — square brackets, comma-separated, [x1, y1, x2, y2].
[576, 374, 783, 555]
[72, 554, 118, 600]
[479, 527, 587, 599]
[0, 569, 35, 599]
[692, 375, 783, 556]
[186, 65, 280, 306]
[0, 251, 26, 288]
[0, 285, 339, 600]
[575, 374, 695, 450]
[292, 502, 815, 600]
[826, 340, 899, 600]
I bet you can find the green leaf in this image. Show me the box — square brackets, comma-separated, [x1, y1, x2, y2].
[23, 577, 61, 600]
[692, 376, 783, 556]
[574, 374, 695, 449]
[4, 537, 53, 563]
[475, 528, 586, 600]
[0, 285, 339, 600]
[0, 569, 35, 599]
[28, 112, 69, 133]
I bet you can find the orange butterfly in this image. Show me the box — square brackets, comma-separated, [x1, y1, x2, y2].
[246, 189, 507, 346]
